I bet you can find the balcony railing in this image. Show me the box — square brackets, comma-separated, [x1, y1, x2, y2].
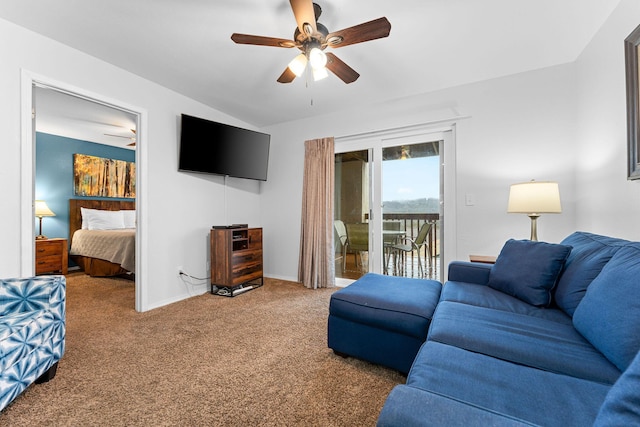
[382, 213, 440, 279]
[349, 212, 440, 280]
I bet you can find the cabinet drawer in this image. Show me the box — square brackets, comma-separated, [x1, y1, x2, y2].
[36, 256, 62, 273]
[36, 242, 62, 257]
[231, 262, 263, 285]
[232, 250, 262, 265]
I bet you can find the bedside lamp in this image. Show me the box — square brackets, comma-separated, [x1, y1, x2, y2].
[507, 181, 561, 241]
[35, 200, 56, 240]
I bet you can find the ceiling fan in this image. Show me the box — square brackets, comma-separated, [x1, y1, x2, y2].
[104, 128, 137, 146]
[231, 0, 391, 84]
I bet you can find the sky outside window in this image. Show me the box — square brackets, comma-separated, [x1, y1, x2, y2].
[383, 155, 439, 202]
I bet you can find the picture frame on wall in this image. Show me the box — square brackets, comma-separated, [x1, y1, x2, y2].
[73, 153, 135, 198]
[625, 24, 640, 180]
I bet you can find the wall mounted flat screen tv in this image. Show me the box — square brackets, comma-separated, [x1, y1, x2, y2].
[179, 114, 270, 181]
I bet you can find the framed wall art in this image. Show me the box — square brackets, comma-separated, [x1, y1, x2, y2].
[73, 153, 135, 198]
[625, 24, 640, 180]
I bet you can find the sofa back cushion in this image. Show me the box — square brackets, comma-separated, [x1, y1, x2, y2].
[573, 245, 640, 371]
[594, 349, 640, 426]
[554, 232, 626, 316]
[487, 239, 572, 307]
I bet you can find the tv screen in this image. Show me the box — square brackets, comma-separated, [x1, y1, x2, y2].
[179, 114, 270, 181]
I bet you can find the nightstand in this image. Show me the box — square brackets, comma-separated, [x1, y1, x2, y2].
[35, 238, 68, 275]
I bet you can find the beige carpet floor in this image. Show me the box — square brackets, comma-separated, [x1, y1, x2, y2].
[0, 273, 404, 426]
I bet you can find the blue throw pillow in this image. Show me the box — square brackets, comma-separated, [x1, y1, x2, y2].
[488, 239, 572, 307]
[573, 246, 640, 371]
[594, 349, 640, 426]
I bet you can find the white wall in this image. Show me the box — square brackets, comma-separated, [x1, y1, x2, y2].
[574, 0, 640, 239]
[261, 64, 578, 281]
[0, 18, 262, 310]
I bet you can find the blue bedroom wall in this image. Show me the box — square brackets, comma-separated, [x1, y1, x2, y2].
[35, 132, 136, 242]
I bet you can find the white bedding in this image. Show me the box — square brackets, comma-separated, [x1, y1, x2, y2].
[70, 229, 136, 272]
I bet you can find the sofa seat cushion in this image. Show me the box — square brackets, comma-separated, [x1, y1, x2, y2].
[0, 310, 55, 372]
[554, 232, 627, 316]
[487, 239, 572, 307]
[573, 245, 640, 372]
[329, 273, 441, 340]
[377, 385, 536, 427]
[441, 281, 573, 325]
[428, 301, 620, 384]
[407, 341, 611, 427]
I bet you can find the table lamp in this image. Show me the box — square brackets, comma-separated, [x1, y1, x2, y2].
[35, 200, 56, 240]
[507, 180, 561, 241]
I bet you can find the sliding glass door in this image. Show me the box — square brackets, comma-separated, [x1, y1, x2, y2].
[335, 132, 445, 284]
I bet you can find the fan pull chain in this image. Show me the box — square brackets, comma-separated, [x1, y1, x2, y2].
[304, 68, 314, 106]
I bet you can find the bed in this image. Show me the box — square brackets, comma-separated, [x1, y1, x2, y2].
[69, 199, 136, 277]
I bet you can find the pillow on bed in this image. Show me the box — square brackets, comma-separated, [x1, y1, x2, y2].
[123, 210, 136, 228]
[81, 208, 126, 230]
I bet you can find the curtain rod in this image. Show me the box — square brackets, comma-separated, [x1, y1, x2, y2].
[335, 115, 471, 142]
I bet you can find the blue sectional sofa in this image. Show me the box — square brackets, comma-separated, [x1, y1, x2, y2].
[368, 232, 640, 426]
[0, 275, 66, 411]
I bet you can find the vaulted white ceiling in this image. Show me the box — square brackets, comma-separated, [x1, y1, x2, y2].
[0, 0, 621, 135]
[34, 86, 138, 149]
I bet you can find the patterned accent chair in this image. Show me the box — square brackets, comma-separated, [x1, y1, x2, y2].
[0, 275, 66, 411]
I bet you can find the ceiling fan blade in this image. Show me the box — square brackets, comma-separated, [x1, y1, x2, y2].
[231, 33, 296, 48]
[277, 67, 297, 84]
[289, 0, 317, 37]
[325, 53, 359, 84]
[326, 17, 391, 48]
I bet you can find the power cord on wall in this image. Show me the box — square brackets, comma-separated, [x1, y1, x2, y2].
[178, 270, 210, 297]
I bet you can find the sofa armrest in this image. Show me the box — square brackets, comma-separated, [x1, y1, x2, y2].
[447, 261, 492, 285]
[377, 385, 535, 427]
[0, 276, 66, 321]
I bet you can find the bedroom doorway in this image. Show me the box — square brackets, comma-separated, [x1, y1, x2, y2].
[22, 73, 146, 311]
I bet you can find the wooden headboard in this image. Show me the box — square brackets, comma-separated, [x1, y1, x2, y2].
[69, 199, 135, 241]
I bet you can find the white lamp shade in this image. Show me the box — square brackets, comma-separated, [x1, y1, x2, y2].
[35, 200, 56, 217]
[507, 181, 561, 214]
[313, 66, 329, 81]
[308, 47, 327, 69]
[288, 54, 308, 77]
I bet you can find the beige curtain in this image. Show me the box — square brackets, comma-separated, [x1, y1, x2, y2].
[298, 137, 335, 289]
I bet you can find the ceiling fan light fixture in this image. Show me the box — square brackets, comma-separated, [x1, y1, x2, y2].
[309, 47, 327, 69]
[288, 53, 308, 77]
[231, 2, 391, 85]
[313, 66, 329, 81]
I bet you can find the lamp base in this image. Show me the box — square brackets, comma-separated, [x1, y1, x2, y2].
[36, 217, 48, 240]
[528, 214, 540, 241]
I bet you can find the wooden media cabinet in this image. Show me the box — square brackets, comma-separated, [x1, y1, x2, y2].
[210, 227, 263, 297]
